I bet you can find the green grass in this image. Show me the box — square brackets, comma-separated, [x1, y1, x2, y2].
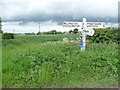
[2, 34, 118, 88]
[2, 34, 79, 46]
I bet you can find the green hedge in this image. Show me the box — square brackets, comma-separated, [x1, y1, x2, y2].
[2, 33, 15, 39]
[87, 28, 118, 43]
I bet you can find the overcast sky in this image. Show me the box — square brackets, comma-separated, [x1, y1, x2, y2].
[0, 0, 119, 24]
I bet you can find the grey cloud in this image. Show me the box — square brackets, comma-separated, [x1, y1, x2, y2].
[3, 12, 117, 25]
[1, 0, 118, 24]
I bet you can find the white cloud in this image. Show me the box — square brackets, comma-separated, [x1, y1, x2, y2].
[0, 0, 119, 22]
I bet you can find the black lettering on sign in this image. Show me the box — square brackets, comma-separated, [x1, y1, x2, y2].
[83, 30, 89, 33]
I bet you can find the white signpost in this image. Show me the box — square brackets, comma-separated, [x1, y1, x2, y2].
[63, 18, 95, 51]
[63, 22, 80, 27]
[82, 29, 94, 36]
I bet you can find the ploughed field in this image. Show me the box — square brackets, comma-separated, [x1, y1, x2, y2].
[2, 34, 118, 88]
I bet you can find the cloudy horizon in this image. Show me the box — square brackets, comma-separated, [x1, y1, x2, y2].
[0, 0, 119, 33]
[0, 0, 119, 23]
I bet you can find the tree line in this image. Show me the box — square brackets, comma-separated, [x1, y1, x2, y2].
[36, 29, 79, 35]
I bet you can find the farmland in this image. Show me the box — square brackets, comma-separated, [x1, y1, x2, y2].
[2, 30, 118, 88]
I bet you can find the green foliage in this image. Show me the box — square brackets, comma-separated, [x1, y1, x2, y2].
[69, 28, 79, 34]
[37, 31, 41, 35]
[49, 30, 57, 34]
[69, 30, 73, 34]
[0, 30, 3, 34]
[2, 42, 118, 87]
[42, 30, 57, 34]
[87, 28, 118, 43]
[2, 33, 118, 87]
[2, 34, 79, 46]
[56, 31, 63, 34]
[25, 32, 36, 35]
[2, 33, 15, 40]
[42, 30, 63, 35]
[73, 28, 79, 34]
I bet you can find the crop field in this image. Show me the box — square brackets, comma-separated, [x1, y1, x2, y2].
[2, 33, 118, 88]
[2, 34, 79, 46]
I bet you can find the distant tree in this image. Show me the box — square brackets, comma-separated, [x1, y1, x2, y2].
[31, 32, 36, 35]
[41, 32, 47, 34]
[0, 30, 3, 34]
[25, 33, 30, 35]
[2, 33, 15, 39]
[69, 30, 73, 34]
[0, 17, 3, 34]
[73, 28, 78, 34]
[37, 31, 41, 35]
[41, 30, 63, 35]
[25, 32, 36, 35]
[50, 30, 57, 34]
[57, 31, 63, 34]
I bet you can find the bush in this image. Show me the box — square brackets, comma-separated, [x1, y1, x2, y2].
[37, 31, 41, 35]
[73, 28, 79, 34]
[2, 33, 15, 39]
[87, 28, 118, 43]
[0, 30, 3, 34]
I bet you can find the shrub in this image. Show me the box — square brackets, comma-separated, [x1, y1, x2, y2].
[37, 31, 41, 35]
[87, 28, 118, 43]
[2, 33, 15, 39]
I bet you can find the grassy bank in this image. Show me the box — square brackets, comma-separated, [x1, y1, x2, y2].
[2, 39, 118, 88]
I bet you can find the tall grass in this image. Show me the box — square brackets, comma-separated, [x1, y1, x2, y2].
[2, 41, 118, 88]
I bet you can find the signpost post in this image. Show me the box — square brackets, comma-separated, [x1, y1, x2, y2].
[81, 18, 87, 51]
[63, 18, 95, 51]
[81, 31, 86, 51]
